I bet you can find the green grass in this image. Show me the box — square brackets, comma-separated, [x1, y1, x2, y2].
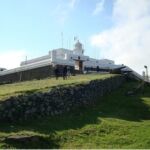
[0, 74, 115, 101]
[0, 80, 150, 149]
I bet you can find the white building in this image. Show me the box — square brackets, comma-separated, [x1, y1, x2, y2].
[0, 40, 123, 77]
[20, 40, 120, 72]
[0, 40, 146, 83]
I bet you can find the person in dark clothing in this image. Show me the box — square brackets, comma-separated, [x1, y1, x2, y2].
[96, 66, 100, 72]
[67, 66, 71, 78]
[54, 66, 59, 80]
[63, 66, 67, 80]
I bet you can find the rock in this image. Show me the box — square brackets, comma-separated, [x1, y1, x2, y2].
[54, 110, 59, 115]
[66, 107, 70, 112]
[5, 135, 40, 143]
[4, 100, 12, 107]
[27, 101, 32, 106]
[51, 112, 54, 116]
[0, 104, 4, 111]
[47, 106, 51, 112]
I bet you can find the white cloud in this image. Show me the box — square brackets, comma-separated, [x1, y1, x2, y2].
[92, 0, 105, 16]
[113, 0, 150, 23]
[90, 0, 150, 74]
[52, 0, 79, 24]
[0, 50, 27, 69]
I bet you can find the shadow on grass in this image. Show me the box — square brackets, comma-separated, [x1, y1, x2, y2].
[97, 82, 150, 121]
[2, 135, 60, 149]
[0, 81, 150, 148]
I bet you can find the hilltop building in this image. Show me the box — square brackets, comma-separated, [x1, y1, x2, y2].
[0, 40, 125, 83]
[20, 40, 117, 71]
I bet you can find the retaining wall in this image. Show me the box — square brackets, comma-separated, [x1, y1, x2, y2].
[0, 65, 53, 84]
[0, 75, 125, 122]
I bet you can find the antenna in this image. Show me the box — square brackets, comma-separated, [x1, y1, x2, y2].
[69, 38, 71, 50]
[74, 36, 78, 42]
[25, 56, 27, 64]
[84, 39, 86, 50]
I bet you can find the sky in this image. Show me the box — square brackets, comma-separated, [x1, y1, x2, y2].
[0, 0, 150, 74]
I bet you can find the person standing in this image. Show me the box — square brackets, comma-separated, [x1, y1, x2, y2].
[54, 66, 59, 80]
[63, 66, 67, 80]
[67, 66, 71, 78]
[96, 66, 100, 72]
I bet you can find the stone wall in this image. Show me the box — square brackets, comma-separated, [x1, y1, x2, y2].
[0, 75, 125, 122]
[0, 65, 54, 84]
[0, 65, 76, 84]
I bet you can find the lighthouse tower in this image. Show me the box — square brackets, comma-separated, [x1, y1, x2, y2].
[73, 40, 84, 55]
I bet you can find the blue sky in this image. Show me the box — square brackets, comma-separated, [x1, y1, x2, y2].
[0, 0, 150, 74]
[0, 0, 111, 54]
[0, 0, 113, 57]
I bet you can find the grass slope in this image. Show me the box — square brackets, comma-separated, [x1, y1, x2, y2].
[0, 74, 115, 101]
[0, 79, 150, 148]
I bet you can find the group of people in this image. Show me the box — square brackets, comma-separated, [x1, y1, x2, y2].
[54, 65, 71, 80]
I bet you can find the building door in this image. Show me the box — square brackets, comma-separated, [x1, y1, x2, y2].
[79, 61, 83, 71]
[75, 60, 83, 71]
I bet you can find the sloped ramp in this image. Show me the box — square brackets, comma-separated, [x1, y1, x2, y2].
[121, 66, 150, 84]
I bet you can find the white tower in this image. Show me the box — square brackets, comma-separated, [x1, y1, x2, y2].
[73, 40, 84, 55]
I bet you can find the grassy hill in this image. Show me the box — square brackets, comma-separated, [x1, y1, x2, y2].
[0, 74, 115, 101]
[0, 75, 150, 148]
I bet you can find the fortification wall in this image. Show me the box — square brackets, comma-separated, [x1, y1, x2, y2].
[0, 75, 125, 122]
[0, 65, 54, 84]
[0, 65, 77, 84]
